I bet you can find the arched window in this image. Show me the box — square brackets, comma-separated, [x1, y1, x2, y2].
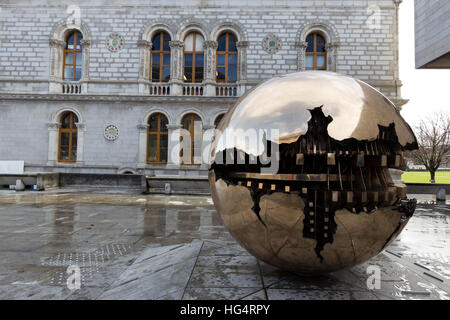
[63, 31, 83, 81]
[150, 31, 171, 82]
[214, 114, 225, 128]
[216, 32, 237, 83]
[58, 112, 78, 162]
[147, 113, 168, 164]
[305, 33, 327, 71]
[183, 32, 204, 83]
[181, 113, 202, 164]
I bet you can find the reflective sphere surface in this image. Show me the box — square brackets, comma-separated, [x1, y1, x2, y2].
[209, 71, 418, 274]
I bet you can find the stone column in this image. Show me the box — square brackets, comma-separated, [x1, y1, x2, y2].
[295, 40, 307, 71]
[325, 42, 339, 72]
[167, 124, 182, 168]
[201, 124, 215, 168]
[75, 122, 85, 165]
[236, 40, 249, 95]
[393, 0, 402, 99]
[137, 124, 149, 168]
[47, 122, 61, 165]
[169, 40, 184, 96]
[203, 40, 218, 96]
[138, 40, 152, 94]
[49, 39, 65, 93]
[80, 39, 91, 94]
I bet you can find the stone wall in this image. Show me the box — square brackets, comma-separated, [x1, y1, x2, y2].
[0, 0, 403, 97]
[415, 0, 450, 68]
[0, 0, 406, 175]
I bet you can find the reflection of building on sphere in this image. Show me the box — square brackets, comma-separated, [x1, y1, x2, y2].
[209, 71, 418, 274]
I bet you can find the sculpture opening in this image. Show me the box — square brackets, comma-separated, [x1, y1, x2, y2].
[209, 71, 418, 274]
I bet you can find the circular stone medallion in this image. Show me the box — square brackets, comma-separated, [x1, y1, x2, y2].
[262, 34, 282, 54]
[104, 125, 119, 141]
[106, 33, 124, 52]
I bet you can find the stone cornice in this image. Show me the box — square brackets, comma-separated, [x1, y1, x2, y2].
[0, 92, 238, 104]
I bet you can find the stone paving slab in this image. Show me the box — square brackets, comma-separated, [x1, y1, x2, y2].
[98, 242, 203, 300]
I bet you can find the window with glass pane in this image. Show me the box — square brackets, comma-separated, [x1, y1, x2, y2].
[181, 114, 202, 165]
[305, 32, 327, 71]
[150, 31, 171, 82]
[58, 112, 78, 162]
[183, 32, 204, 83]
[63, 31, 83, 81]
[147, 113, 169, 164]
[216, 32, 238, 83]
[214, 114, 225, 128]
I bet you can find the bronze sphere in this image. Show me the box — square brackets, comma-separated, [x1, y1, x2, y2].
[209, 71, 418, 274]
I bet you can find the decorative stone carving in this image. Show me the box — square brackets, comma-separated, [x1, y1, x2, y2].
[106, 33, 124, 52]
[137, 40, 151, 49]
[137, 124, 149, 131]
[80, 39, 92, 48]
[204, 41, 218, 83]
[236, 41, 249, 83]
[262, 34, 282, 54]
[47, 122, 61, 130]
[75, 122, 86, 131]
[49, 39, 66, 48]
[167, 124, 182, 130]
[104, 124, 119, 141]
[169, 40, 184, 82]
[296, 41, 308, 71]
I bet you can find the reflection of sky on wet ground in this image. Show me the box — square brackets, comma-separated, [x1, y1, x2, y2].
[389, 204, 450, 280]
[0, 192, 448, 300]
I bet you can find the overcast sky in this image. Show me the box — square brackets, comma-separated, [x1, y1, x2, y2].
[398, 0, 450, 127]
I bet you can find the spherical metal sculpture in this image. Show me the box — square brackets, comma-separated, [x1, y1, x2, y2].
[209, 71, 418, 274]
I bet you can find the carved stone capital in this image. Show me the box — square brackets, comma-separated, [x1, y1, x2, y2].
[203, 124, 215, 130]
[47, 122, 61, 130]
[295, 41, 308, 49]
[138, 40, 152, 49]
[167, 124, 182, 130]
[204, 40, 218, 49]
[169, 40, 184, 48]
[325, 42, 339, 50]
[80, 39, 92, 48]
[75, 122, 86, 130]
[137, 124, 149, 131]
[236, 40, 250, 48]
[49, 39, 66, 48]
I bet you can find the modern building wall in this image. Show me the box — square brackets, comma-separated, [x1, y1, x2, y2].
[415, 0, 450, 69]
[0, 0, 405, 175]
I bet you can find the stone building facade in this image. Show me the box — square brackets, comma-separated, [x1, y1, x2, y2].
[415, 0, 450, 69]
[0, 0, 405, 176]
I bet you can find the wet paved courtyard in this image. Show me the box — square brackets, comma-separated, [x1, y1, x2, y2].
[0, 189, 449, 300]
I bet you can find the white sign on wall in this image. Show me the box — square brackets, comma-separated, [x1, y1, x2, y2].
[0, 161, 25, 174]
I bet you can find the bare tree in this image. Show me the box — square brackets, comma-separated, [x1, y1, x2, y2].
[412, 112, 450, 183]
